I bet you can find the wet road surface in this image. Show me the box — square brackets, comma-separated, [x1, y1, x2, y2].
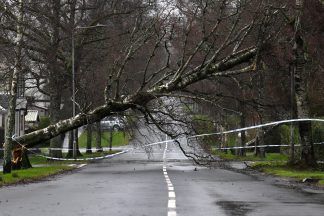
[1, 132, 324, 216]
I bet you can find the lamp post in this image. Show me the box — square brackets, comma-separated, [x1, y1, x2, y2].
[71, 24, 109, 159]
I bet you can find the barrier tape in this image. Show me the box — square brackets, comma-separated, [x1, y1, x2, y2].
[214, 142, 324, 150]
[7, 136, 173, 161]
[2, 118, 323, 161]
[189, 118, 324, 138]
[0, 147, 128, 151]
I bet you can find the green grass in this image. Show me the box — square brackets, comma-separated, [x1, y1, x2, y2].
[78, 131, 130, 148]
[213, 150, 288, 162]
[0, 166, 74, 187]
[319, 180, 324, 185]
[251, 162, 324, 185]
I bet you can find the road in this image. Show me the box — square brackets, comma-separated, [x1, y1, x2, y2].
[1, 128, 324, 216]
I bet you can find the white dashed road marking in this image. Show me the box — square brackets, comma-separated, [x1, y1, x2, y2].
[168, 191, 176, 198]
[168, 211, 177, 216]
[163, 135, 177, 216]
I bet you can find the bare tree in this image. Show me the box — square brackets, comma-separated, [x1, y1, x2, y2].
[5, 0, 317, 167]
[292, 0, 315, 166]
[14, 0, 264, 148]
[2, 0, 23, 174]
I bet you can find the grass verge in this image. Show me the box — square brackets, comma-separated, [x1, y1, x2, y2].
[212, 151, 288, 162]
[0, 166, 74, 187]
[251, 162, 324, 186]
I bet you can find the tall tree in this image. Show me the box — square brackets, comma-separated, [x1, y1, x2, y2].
[293, 0, 316, 166]
[3, 0, 23, 174]
[1, 0, 285, 162]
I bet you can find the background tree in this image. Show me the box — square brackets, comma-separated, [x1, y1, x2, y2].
[1, 0, 323, 170]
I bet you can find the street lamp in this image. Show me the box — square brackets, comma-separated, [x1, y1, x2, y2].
[71, 23, 110, 159]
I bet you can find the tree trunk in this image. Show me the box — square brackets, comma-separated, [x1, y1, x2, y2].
[238, 101, 246, 157]
[289, 64, 296, 164]
[15, 47, 256, 148]
[66, 131, 73, 158]
[86, 124, 93, 153]
[96, 122, 103, 152]
[255, 68, 265, 158]
[49, 93, 63, 158]
[74, 127, 82, 157]
[48, 0, 63, 158]
[3, 0, 23, 174]
[21, 148, 32, 169]
[293, 0, 316, 167]
[255, 130, 265, 158]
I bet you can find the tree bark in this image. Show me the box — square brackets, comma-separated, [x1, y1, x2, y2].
[21, 148, 32, 169]
[74, 127, 82, 156]
[255, 130, 265, 158]
[238, 100, 246, 157]
[293, 0, 316, 167]
[289, 64, 296, 164]
[49, 92, 63, 158]
[3, 0, 23, 174]
[86, 124, 93, 153]
[66, 130, 73, 158]
[48, 0, 63, 158]
[96, 122, 103, 152]
[255, 66, 265, 158]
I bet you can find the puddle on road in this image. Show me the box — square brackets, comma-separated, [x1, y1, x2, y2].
[216, 201, 253, 216]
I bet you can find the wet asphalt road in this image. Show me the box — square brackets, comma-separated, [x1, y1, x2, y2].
[1, 133, 324, 216]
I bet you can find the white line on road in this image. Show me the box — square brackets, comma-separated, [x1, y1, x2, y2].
[168, 191, 176, 198]
[163, 135, 177, 216]
[168, 211, 177, 216]
[168, 200, 176, 208]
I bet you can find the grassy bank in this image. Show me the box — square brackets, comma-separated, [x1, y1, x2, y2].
[213, 151, 288, 162]
[252, 162, 324, 186]
[0, 166, 74, 187]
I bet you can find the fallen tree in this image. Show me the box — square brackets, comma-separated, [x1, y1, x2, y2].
[2, 0, 286, 173]
[17, 47, 257, 148]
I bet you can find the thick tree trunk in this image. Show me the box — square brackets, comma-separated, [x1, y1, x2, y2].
[74, 127, 82, 157]
[255, 130, 265, 158]
[15, 47, 256, 148]
[3, 0, 23, 174]
[21, 148, 32, 169]
[3, 86, 18, 173]
[289, 64, 296, 164]
[49, 93, 63, 158]
[255, 71, 265, 158]
[293, 0, 316, 167]
[48, 0, 63, 158]
[66, 131, 73, 158]
[96, 122, 103, 152]
[238, 102, 246, 157]
[86, 124, 93, 153]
